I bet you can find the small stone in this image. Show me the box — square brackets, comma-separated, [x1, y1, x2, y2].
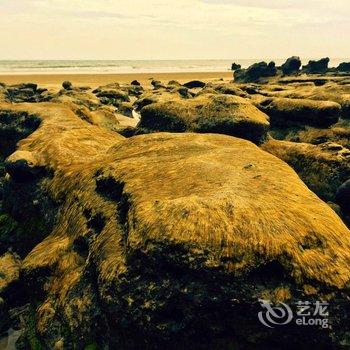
[62, 81, 73, 90]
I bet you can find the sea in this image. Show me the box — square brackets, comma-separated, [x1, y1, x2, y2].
[0, 58, 348, 74]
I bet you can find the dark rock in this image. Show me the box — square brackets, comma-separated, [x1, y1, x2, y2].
[131, 80, 141, 86]
[183, 80, 206, 89]
[341, 99, 350, 119]
[231, 63, 241, 71]
[5, 83, 52, 103]
[151, 80, 165, 89]
[313, 79, 327, 86]
[36, 88, 48, 94]
[234, 61, 277, 82]
[123, 85, 144, 97]
[257, 97, 341, 128]
[5, 151, 44, 183]
[165, 84, 192, 98]
[176, 86, 190, 98]
[336, 62, 350, 72]
[0, 111, 41, 158]
[95, 89, 130, 103]
[336, 179, 350, 213]
[302, 58, 330, 74]
[11, 83, 37, 91]
[62, 81, 73, 90]
[281, 56, 301, 75]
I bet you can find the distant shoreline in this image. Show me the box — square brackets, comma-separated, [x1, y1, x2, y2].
[0, 71, 233, 89]
[0, 58, 348, 76]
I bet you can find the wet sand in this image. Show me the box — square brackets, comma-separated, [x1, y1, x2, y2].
[0, 71, 233, 89]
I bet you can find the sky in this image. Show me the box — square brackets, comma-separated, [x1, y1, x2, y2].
[0, 0, 349, 60]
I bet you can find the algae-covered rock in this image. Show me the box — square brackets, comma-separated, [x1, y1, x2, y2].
[0, 100, 350, 349]
[261, 139, 350, 204]
[183, 80, 206, 88]
[139, 94, 270, 143]
[258, 97, 341, 127]
[0, 101, 349, 348]
[5, 83, 52, 103]
[0, 110, 41, 158]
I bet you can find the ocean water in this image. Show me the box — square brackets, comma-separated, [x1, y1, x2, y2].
[0, 58, 348, 74]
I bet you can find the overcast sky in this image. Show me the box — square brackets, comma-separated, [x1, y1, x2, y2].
[0, 0, 349, 60]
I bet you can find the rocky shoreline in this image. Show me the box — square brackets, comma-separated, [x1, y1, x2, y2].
[232, 56, 350, 83]
[0, 59, 350, 349]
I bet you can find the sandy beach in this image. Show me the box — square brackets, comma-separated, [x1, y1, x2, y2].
[0, 71, 233, 89]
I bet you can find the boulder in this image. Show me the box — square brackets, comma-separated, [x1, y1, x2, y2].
[231, 62, 241, 71]
[95, 89, 130, 103]
[53, 89, 101, 110]
[166, 85, 192, 98]
[234, 61, 277, 83]
[257, 97, 341, 127]
[261, 139, 350, 204]
[213, 83, 249, 98]
[0, 100, 349, 348]
[133, 89, 190, 111]
[285, 125, 350, 149]
[281, 56, 301, 75]
[5, 84, 51, 103]
[151, 80, 165, 89]
[302, 58, 330, 74]
[130, 80, 141, 86]
[139, 93, 270, 143]
[183, 80, 206, 88]
[336, 62, 350, 72]
[122, 84, 144, 97]
[62, 81, 73, 90]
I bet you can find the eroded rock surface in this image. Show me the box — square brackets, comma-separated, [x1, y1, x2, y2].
[257, 97, 341, 128]
[0, 102, 349, 349]
[234, 61, 277, 83]
[139, 93, 270, 143]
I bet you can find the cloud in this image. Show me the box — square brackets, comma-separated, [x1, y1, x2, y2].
[0, 0, 349, 59]
[201, 0, 325, 9]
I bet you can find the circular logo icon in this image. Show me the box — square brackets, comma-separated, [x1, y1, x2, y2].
[258, 299, 293, 328]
